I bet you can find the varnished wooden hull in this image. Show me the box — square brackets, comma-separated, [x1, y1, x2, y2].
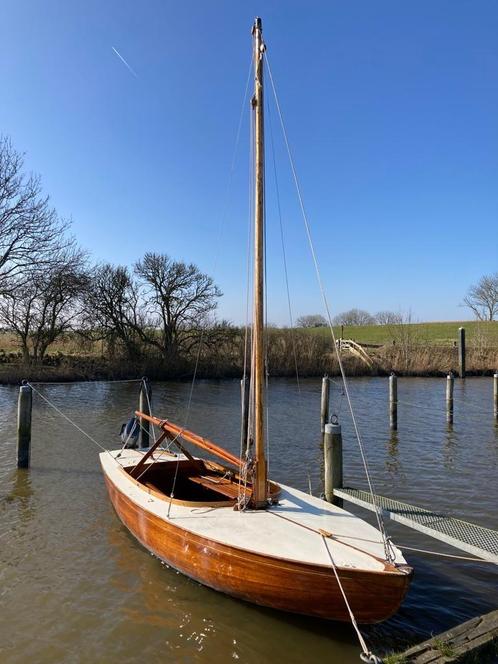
[104, 474, 412, 623]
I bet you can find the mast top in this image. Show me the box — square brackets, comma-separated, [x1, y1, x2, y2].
[252, 17, 262, 33]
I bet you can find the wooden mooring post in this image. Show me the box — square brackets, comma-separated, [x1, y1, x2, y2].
[17, 381, 32, 468]
[494, 372, 498, 422]
[389, 372, 398, 430]
[139, 378, 152, 449]
[458, 326, 466, 378]
[446, 371, 454, 423]
[323, 419, 343, 506]
[320, 375, 330, 434]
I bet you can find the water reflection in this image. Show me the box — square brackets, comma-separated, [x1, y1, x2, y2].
[443, 424, 456, 470]
[385, 431, 400, 476]
[2, 468, 35, 529]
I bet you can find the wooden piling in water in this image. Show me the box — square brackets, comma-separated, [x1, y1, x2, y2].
[389, 372, 397, 431]
[139, 378, 152, 449]
[17, 382, 32, 468]
[323, 420, 343, 506]
[320, 375, 330, 433]
[446, 371, 454, 423]
[458, 327, 466, 378]
[494, 372, 498, 421]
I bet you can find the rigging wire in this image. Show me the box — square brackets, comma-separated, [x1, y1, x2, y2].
[267, 87, 319, 493]
[264, 53, 393, 563]
[266, 91, 302, 398]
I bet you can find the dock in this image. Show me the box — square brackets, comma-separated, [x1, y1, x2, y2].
[391, 608, 498, 663]
[334, 488, 498, 564]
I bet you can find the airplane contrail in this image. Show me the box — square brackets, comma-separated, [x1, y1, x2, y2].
[112, 46, 138, 78]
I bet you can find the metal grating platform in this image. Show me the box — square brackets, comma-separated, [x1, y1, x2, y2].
[334, 488, 498, 564]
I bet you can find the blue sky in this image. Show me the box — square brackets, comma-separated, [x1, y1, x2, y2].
[1, 1, 497, 325]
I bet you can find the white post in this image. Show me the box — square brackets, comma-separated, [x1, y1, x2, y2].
[324, 421, 343, 506]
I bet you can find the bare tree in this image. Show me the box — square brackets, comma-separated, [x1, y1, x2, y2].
[333, 308, 375, 326]
[0, 249, 88, 363]
[0, 136, 68, 290]
[83, 263, 144, 360]
[135, 252, 222, 357]
[375, 310, 402, 325]
[463, 273, 498, 321]
[296, 314, 327, 328]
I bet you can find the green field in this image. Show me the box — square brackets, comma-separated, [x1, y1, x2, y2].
[1, 320, 497, 359]
[309, 320, 498, 347]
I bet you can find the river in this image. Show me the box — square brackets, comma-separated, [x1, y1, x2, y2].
[1, 377, 497, 663]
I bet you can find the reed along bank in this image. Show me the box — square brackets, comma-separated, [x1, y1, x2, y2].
[0, 322, 497, 383]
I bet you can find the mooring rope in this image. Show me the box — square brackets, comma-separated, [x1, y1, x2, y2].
[27, 382, 126, 467]
[320, 535, 382, 664]
[264, 54, 393, 564]
[28, 378, 144, 385]
[396, 544, 498, 564]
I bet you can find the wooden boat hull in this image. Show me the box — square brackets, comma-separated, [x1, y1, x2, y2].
[104, 473, 412, 623]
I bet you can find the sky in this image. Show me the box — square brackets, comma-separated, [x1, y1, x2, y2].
[1, 0, 497, 325]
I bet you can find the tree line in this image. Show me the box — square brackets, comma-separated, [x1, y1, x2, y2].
[0, 137, 230, 366]
[296, 310, 404, 328]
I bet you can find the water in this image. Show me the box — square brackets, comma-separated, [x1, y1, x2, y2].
[1, 377, 497, 663]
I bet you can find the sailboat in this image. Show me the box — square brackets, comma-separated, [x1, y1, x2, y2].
[100, 17, 412, 625]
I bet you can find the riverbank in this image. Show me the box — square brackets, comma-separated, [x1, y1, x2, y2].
[0, 344, 496, 384]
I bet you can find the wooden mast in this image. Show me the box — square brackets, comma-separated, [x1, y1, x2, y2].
[251, 17, 267, 508]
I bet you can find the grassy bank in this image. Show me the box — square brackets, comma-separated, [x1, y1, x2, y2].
[314, 320, 498, 346]
[0, 321, 496, 384]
